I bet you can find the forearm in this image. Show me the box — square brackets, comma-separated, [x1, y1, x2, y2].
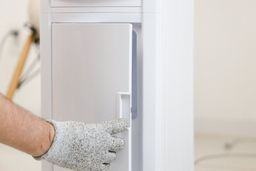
[0, 93, 54, 156]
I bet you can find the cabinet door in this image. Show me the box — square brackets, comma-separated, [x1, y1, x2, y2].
[52, 23, 132, 171]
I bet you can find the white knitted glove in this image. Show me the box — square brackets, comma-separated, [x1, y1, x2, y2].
[35, 119, 128, 171]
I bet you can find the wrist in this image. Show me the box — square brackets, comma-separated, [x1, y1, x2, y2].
[33, 120, 55, 157]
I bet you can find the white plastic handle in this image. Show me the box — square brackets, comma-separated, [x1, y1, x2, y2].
[117, 92, 131, 127]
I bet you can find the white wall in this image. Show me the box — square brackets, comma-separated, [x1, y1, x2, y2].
[195, 0, 256, 136]
[0, 0, 41, 171]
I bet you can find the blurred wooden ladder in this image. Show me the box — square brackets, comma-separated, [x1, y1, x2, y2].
[6, 27, 37, 100]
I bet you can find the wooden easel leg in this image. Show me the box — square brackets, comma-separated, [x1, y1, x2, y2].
[6, 33, 34, 100]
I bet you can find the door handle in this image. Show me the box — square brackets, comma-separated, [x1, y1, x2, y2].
[117, 92, 131, 127]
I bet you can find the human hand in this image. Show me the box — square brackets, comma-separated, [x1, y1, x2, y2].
[35, 119, 128, 171]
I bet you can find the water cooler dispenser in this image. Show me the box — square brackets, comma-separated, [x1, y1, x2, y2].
[41, 0, 194, 171]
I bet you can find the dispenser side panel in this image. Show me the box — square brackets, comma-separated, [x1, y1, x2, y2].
[51, 23, 132, 171]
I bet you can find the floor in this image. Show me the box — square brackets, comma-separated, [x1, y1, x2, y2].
[195, 134, 256, 171]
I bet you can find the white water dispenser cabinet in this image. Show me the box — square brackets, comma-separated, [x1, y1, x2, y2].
[41, 0, 194, 171]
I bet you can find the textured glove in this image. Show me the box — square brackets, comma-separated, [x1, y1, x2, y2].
[35, 119, 128, 171]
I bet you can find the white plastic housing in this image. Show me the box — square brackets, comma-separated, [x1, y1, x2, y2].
[41, 0, 194, 171]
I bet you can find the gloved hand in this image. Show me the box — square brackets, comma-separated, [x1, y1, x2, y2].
[35, 119, 128, 171]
